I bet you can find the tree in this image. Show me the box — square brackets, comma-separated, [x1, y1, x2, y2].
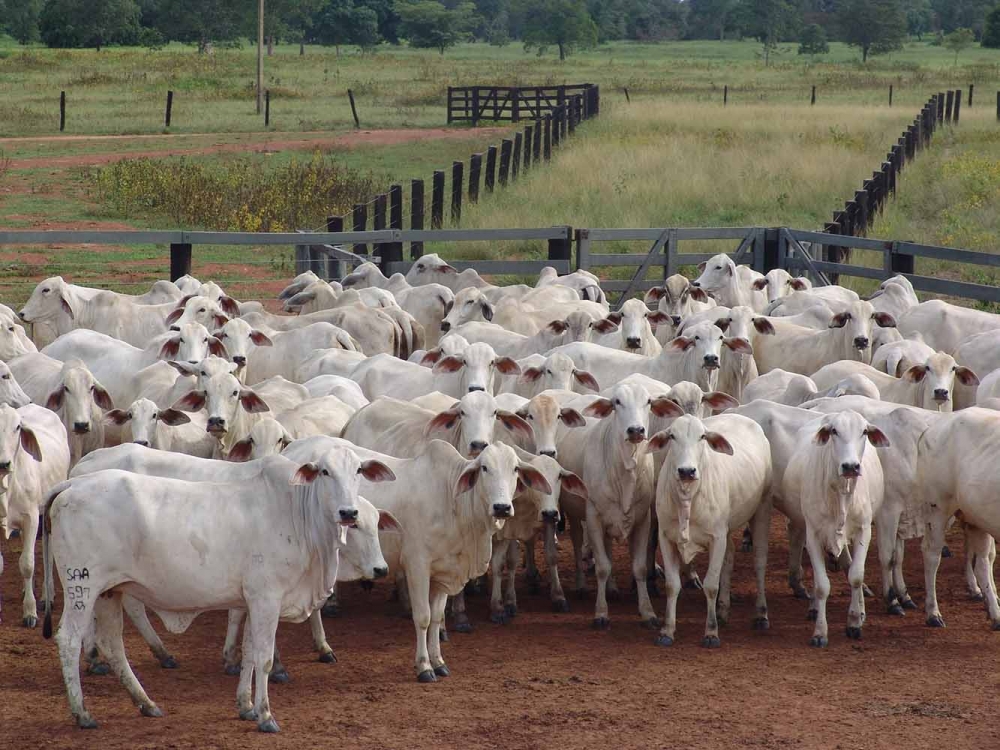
[261, 0, 325, 52]
[39, 0, 141, 49]
[314, 0, 380, 52]
[512, 0, 597, 60]
[901, 0, 933, 39]
[944, 27, 976, 63]
[838, 0, 906, 62]
[395, 0, 478, 54]
[743, 0, 801, 65]
[688, 0, 742, 41]
[157, 0, 247, 51]
[4, 0, 42, 43]
[798, 22, 829, 53]
[984, 5, 1000, 47]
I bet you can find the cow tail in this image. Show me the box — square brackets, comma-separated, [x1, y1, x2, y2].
[41, 480, 71, 639]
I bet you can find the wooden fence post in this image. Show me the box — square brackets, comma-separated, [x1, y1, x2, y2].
[810, 85, 816, 105]
[352, 203, 368, 256]
[410, 179, 424, 259]
[624, 87, 631, 103]
[472, 88, 480, 126]
[165, 90, 173, 127]
[373, 194, 387, 232]
[512, 89, 520, 123]
[890, 245, 915, 275]
[997, 91, 1000, 121]
[348, 89, 360, 128]
[548, 226, 572, 267]
[560, 105, 568, 139]
[946, 90, 954, 122]
[169, 243, 192, 282]
[954, 89, 961, 123]
[512, 133, 522, 180]
[568, 99, 576, 134]
[383, 184, 403, 272]
[533, 120, 542, 161]
[524, 125, 533, 170]
[325, 215, 344, 280]
[431, 171, 444, 230]
[968, 83, 973, 108]
[498, 140, 512, 187]
[855, 190, 869, 234]
[265, 89, 270, 127]
[485, 146, 497, 192]
[937, 92, 945, 125]
[451, 161, 463, 225]
[552, 110, 561, 150]
[543, 116, 552, 160]
[469, 153, 482, 203]
[822, 222, 842, 286]
[889, 84, 892, 107]
[724, 85, 728, 106]
[60, 91, 65, 132]
[447, 87, 453, 125]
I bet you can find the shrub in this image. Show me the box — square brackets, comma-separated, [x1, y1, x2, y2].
[798, 24, 829, 55]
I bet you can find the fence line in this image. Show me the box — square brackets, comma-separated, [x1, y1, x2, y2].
[447, 84, 599, 125]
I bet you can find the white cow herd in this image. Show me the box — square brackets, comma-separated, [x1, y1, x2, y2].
[3, 255, 1000, 732]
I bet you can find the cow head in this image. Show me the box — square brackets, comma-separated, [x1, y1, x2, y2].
[440, 287, 493, 333]
[19, 276, 74, 324]
[105, 398, 190, 448]
[425, 390, 531, 458]
[170, 371, 268, 436]
[0, 404, 42, 478]
[432, 341, 518, 394]
[0, 362, 31, 409]
[514, 393, 586, 459]
[45, 360, 114, 435]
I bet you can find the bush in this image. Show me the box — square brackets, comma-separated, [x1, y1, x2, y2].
[798, 24, 829, 55]
[983, 7, 1000, 49]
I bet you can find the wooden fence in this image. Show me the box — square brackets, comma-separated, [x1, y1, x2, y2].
[447, 84, 599, 124]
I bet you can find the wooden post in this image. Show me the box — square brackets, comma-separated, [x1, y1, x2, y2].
[379, 185, 403, 274]
[431, 171, 444, 229]
[410, 179, 424, 259]
[968, 83, 974, 108]
[624, 87, 630, 103]
[512, 89, 520, 123]
[855, 190, 869, 234]
[889, 84, 892, 107]
[810, 85, 816, 105]
[524, 126, 533, 170]
[512, 133, 522, 180]
[954, 89, 962, 123]
[822, 222, 842, 286]
[997, 91, 1000, 121]
[264, 89, 270, 127]
[560, 105, 568, 139]
[348, 89, 360, 128]
[169, 243, 192, 282]
[762, 228, 781, 273]
[552, 110, 561, 150]
[165, 90, 174, 127]
[469, 153, 482, 203]
[472, 88, 480, 126]
[890, 246, 914, 275]
[59, 91, 65, 132]
[946, 90, 954, 122]
[326, 215, 344, 279]
[451, 161, 463, 225]
[485, 146, 497, 192]
[533, 120, 542, 161]
[543, 116, 552, 160]
[724, 85, 728, 106]
[352, 203, 368, 256]
[937, 93, 945, 125]
[498, 139, 512, 187]
[447, 87, 453, 125]
[547, 226, 572, 266]
[373, 194, 387, 232]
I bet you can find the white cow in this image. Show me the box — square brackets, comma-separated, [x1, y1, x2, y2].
[867, 275, 919, 321]
[645, 274, 715, 329]
[870, 337, 935, 377]
[898, 299, 1000, 353]
[649, 412, 772, 647]
[751, 269, 811, 304]
[743, 368, 880, 407]
[691, 255, 767, 312]
[0, 317, 37, 361]
[497, 352, 600, 398]
[450, 319, 591, 359]
[242, 307, 399, 358]
[951, 330, 1000, 409]
[282, 279, 396, 313]
[294, 349, 368, 383]
[301, 375, 368, 410]
[104, 398, 214, 457]
[689, 305, 775, 402]
[0, 361, 31, 408]
[494, 392, 586, 458]
[597, 298, 669, 356]
[169, 368, 271, 457]
[535, 266, 607, 305]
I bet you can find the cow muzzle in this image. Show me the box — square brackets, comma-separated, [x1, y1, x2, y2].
[72, 422, 91, 435]
[133, 440, 149, 448]
[372, 565, 388, 579]
[626, 425, 645, 444]
[541, 509, 559, 524]
[338, 508, 359, 526]
[469, 441, 488, 456]
[206, 417, 227, 434]
[933, 388, 949, 402]
[677, 467, 697, 482]
[840, 462, 861, 479]
[232, 356, 247, 367]
[539, 449, 557, 458]
[853, 336, 870, 350]
[492, 503, 512, 518]
[440, 321, 451, 333]
[626, 337, 642, 350]
[0, 461, 11, 476]
[702, 354, 719, 370]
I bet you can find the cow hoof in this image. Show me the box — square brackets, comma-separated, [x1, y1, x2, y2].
[592, 617, 610, 630]
[22, 614, 37, 629]
[77, 715, 98, 730]
[862, 584, 874, 598]
[846, 626, 863, 640]
[791, 585, 809, 600]
[321, 604, 339, 618]
[439, 628, 449, 642]
[684, 577, 703, 591]
[453, 619, 473, 634]
[433, 664, 450, 678]
[160, 656, 179, 669]
[318, 651, 337, 664]
[991, 621, 1000, 632]
[606, 588, 622, 602]
[969, 591, 985, 602]
[900, 597, 917, 610]
[239, 709, 258, 721]
[139, 704, 163, 718]
[269, 669, 290, 684]
[752, 617, 770, 631]
[887, 603, 904, 616]
[654, 634, 674, 647]
[809, 635, 828, 648]
[504, 603, 517, 618]
[926, 615, 946, 628]
[417, 669, 437, 683]
[552, 599, 570, 613]
[701, 635, 721, 649]
[258, 718, 280, 734]
[490, 611, 509, 625]
[642, 617, 660, 630]
[941, 545, 952, 558]
[224, 663, 241, 676]
[806, 609, 818, 622]
[88, 661, 111, 676]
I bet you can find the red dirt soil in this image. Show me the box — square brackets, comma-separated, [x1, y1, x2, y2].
[2, 516, 999, 750]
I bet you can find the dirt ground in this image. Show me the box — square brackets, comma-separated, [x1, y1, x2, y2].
[2, 514, 999, 750]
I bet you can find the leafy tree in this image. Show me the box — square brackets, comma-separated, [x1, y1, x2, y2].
[395, 0, 478, 54]
[157, 0, 247, 51]
[688, 0, 742, 40]
[901, 0, 933, 39]
[944, 26, 976, 63]
[314, 0, 380, 52]
[39, 0, 141, 49]
[485, 9, 511, 45]
[3, 0, 42, 43]
[931, 0, 996, 36]
[357, 0, 401, 42]
[984, 5, 1000, 47]
[743, 0, 801, 65]
[513, 0, 597, 60]
[798, 23, 829, 53]
[261, 0, 325, 51]
[838, 0, 906, 62]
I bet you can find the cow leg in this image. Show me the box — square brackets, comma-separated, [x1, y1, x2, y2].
[236, 624, 255, 720]
[751, 504, 771, 630]
[55, 597, 98, 728]
[321, 586, 339, 618]
[122, 595, 176, 668]
[407, 567, 436, 682]
[0, 544, 4, 623]
[395, 570, 412, 615]
[489, 540, 509, 624]
[716, 536, 735, 627]
[892, 538, 915, 609]
[787, 520, 809, 599]
[269, 647, 289, 684]
[604, 531, 621, 601]
[504, 540, 518, 618]
[18, 512, 39, 628]
[309, 609, 336, 663]
[922, 510, 948, 628]
[655, 531, 681, 646]
[223, 609, 245, 675]
[247, 603, 281, 732]
[805, 528, 830, 647]
[569, 516, 587, 597]
[846, 525, 872, 639]
[428, 584, 449, 677]
[964, 525, 983, 600]
[701, 533, 728, 647]
[93, 593, 162, 718]
[628, 511, 658, 627]
[545, 522, 568, 612]
[451, 590, 472, 633]
[645, 517, 660, 597]
[524, 534, 541, 594]
[875, 505, 903, 615]
[587, 510, 613, 628]
[81, 616, 110, 675]
[968, 527, 1000, 629]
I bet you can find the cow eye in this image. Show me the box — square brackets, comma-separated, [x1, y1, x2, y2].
[7, 326, 13, 332]
[481, 465, 488, 473]
[198, 307, 206, 313]
[42, 288, 49, 293]
[715, 265, 722, 270]
[203, 338, 209, 343]
[527, 414, 534, 420]
[695, 336, 700, 341]
[614, 399, 621, 406]
[829, 428, 838, 436]
[232, 390, 238, 397]
[546, 370, 552, 375]
[321, 469, 329, 476]
[179, 338, 185, 344]
[200, 371, 207, 376]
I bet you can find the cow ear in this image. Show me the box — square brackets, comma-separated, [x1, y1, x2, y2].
[378, 509, 402, 532]
[291, 462, 321, 484]
[497, 411, 533, 439]
[955, 366, 980, 386]
[219, 296, 240, 317]
[19, 425, 42, 462]
[515, 406, 530, 420]
[865, 425, 891, 448]
[212, 314, 229, 329]
[650, 396, 685, 419]
[480, 301, 494, 322]
[59, 295, 75, 319]
[285, 291, 316, 308]
[158, 337, 181, 359]
[688, 287, 710, 303]
[239, 390, 270, 414]
[697, 262, 707, 272]
[167, 361, 198, 376]
[426, 409, 460, 435]
[432, 356, 465, 374]
[227, 438, 254, 462]
[440, 263, 458, 274]
[104, 409, 132, 426]
[591, 318, 619, 335]
[559, 470, 588, 500]
[547, 319, 569, 334]
[647, 430, 672, 452]
[753, 317, 776, 335]
[92, 385, 114, 411]
[494, 357, 521, 376]
[164, 308, 184, 326]
[605, 312, 623, 326]
[572, 369, 600, 392]
[442, 299, 454, 316]
[419, 348, 443, 366]
[751, 278, 768, 291]
[714, 317, 731, 333]
[789, 278, 809, 291]
[645, 287, 666, 302]
[171, 390, 206, 413]
[670, 336, 695, 351]
[158, 408, 191, 426]
[359, 460, 396, 483]
[456, 463, 480, 494]
[723, 337, 753, 356]
[582, 397, 614, 418]
[815, 425, 833, 445]
[45, 386, 65, 411]
[207, 337, 229, 358]
[559, 407, 587, 428]
[646, 311, 671, 326]
[873, 312, 897, 328]
[704, 431, 734, 455]
[702, 392, 739, 412]
[519, 367, 543, 384]
[902, 365, 928, 383]
[249, 330, 273, 347]
[828, 313, 850, 329]
[516, 463, 553, 495]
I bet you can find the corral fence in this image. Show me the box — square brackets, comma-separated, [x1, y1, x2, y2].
[3, 224, 1000, 309]
[447, 84, 600, 125]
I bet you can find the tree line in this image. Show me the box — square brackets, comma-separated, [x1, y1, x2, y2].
[1, 0, 998, 56]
